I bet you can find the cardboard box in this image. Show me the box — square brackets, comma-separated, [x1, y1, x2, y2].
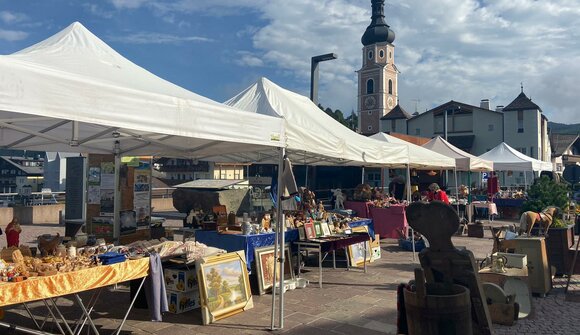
[371, 246, 381, 261]
[167, 289, 200, 314]
[164, 268, 198, 292]
[494, 252, 527, 269]
[371, 234, 380, 248]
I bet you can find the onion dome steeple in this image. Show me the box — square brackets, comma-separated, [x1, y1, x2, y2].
[361, 0, 395, 46]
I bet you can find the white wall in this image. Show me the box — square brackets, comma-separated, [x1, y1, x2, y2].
[471, 110, 504, 155]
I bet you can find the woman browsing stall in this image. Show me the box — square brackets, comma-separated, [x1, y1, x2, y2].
[427, 183, 449, 205]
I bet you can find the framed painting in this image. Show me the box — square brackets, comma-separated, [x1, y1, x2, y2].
[298, 226, 306, 240]
[347, 240, 372, 267]
[321, 221, 331, 236]
[254, 245, 294, 295]
[304, 221, 316, 239]
[313, 222, 322, 237]
[196, 251, 253, 325]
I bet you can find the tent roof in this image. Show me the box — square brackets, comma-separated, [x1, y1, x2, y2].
[369, 132, 455, 169]
[478, 142, 552, 171]
[422, 136, 493, 171]
[0, 22, 284, 160]
[225, 77, 410, 167]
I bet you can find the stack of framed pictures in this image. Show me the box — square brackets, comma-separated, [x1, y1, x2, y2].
[300, 220, 332, 240]
[347, 226, 374, 267]
[196, 251, 253, 325]
[254, 244, 294, 295]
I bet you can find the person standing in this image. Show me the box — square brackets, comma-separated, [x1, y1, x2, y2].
[5, 217, 22, 247]
[427, 183, 449, 205]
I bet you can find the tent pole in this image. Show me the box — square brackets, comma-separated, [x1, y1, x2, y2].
[406, 164, 416, 262]
[113, 152, 121, 243]
[305, 165, 309, 188]
[275, 148, 287, 329]
[270, 148, 285, 329]
[361, 166, 365, 184]
[454, 168, 459, 213]
[524, 170, 528, 189]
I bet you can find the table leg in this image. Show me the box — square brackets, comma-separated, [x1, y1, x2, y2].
[73, 288, 104, 335]
[363, 243, 367, 274]
[48, 298, 74, 335]
[42, 299, 67, 335]
[73, 294, 100, 335]
[332, 250, 336, 269]
[0, 321, 56, 335]
[318, 246, 322, 288]
[114, 276, 146, 335]
[22, 303, 42, 331]
[297, 244, 301, 278]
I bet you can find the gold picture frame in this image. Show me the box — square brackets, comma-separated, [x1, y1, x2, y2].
[196, 251, 253, 325]
[347, 240, 372, 267]
[254, 244, 294, 295]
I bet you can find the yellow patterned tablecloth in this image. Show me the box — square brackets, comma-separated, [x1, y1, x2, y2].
[0, 257, 149, 307]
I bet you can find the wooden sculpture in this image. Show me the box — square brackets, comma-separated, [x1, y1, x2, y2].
[38, 234, 62, 256]
[518, 206, 557, 236]
[406, 201, 493, 335]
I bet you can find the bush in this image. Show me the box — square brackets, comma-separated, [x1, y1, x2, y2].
[521, 176, 569, 214]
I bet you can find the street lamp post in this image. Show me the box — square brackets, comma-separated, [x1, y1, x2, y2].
[310, 53, 338, 105]
[307, 53, 337, 189]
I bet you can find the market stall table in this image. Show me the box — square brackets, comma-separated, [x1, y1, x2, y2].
[344, 201, 373, 218]
[295, 233, 370, 288]
[194, 230, 300, 271]
[468, 201, 498, 223]
[0, 257, 150, 335]
[493, 198, 525, 219]
[347, 218, 375, 240]
[369, 205, 408, 239]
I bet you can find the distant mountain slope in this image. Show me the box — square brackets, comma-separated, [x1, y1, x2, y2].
[548, 122, 580, 134]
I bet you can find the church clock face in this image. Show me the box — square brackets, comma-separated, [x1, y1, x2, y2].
[387, 96, 394, 109]
[364, 96, 376, 109]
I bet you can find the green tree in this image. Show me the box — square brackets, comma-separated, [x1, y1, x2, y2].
[221, 280, 230, 294]
[521, 176, 569, 213]
[207, 268, 223, 296]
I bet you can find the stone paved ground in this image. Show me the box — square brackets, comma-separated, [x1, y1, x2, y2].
[2, 218, 580, 335]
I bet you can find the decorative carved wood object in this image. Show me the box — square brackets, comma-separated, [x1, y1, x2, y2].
[406, 201, 493, 335]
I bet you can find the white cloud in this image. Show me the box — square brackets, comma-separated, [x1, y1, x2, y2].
[130, 0, 580, 124]
[109, 0, 150, 9]
[0, 29, 28, 41]
[0, 11, 28, 24]
[235, 51, 264, 67]
[84, 4, 114, 19]
[109, 32, 213, 44]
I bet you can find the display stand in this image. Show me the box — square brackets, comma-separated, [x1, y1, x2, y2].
[86, 154, 152, 243]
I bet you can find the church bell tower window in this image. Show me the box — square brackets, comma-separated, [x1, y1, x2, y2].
[366, 79, 374, 94]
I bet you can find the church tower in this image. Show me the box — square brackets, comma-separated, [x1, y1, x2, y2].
[358, 0, 397, 135]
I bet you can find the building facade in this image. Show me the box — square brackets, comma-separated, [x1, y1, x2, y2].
[404, 100, 505, 155]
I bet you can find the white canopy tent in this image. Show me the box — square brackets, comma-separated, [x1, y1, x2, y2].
[0, 22, 292, 332]
[0, 22, 285, 161]
[422, 136, 493, 172]
[225, 77, 410, 167]
[369, 132, 455, 169]
[478, 142, 552, 172]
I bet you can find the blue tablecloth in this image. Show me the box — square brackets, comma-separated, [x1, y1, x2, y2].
[348, 219, 375, 240]
[195, 229, 299, 271]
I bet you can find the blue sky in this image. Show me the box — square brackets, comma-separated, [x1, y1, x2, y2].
[1, 0, 579, 124]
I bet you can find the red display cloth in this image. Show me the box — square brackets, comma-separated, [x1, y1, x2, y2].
[369, 205, 408, 239]
[344, 201, 373, 218]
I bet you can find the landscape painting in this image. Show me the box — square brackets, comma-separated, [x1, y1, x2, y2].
[198, 251, 253, 324]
